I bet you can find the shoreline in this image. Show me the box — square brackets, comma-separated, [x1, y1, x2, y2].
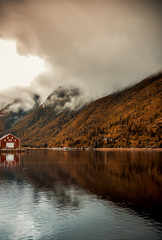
[30, 147, 162, 152]
[0, 147, 161, 153]
[0, 148, 29, 153]
[94, 147, 162, 152]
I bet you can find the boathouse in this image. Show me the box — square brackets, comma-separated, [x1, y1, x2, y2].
[0, 133, 20, 148]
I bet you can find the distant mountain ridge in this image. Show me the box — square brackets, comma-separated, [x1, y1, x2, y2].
[8, 86, 87, 147]
[0, 92, 41, 135]
[1, 72, 162, 148]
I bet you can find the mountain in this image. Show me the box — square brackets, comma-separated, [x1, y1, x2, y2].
[48, 72, 162, 148]
[5, 72, 162, 148]
[10, 86, 86, 147]
[0, 93, 41, 135]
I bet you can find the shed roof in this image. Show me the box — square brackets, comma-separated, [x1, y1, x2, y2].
[0, 133, 20, 141]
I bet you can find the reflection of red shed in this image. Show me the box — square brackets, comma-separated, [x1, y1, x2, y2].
[0, 154, 20, 166]
[0, 133, 20, 148]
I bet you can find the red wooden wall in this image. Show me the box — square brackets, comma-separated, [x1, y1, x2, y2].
[0, 134, 20, 148]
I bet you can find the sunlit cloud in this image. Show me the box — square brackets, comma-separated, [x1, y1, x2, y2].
[0, 0, 161, 111]
[0, 39, 46, 91]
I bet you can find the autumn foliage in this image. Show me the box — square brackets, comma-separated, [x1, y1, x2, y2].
[2, 72, 162, 148]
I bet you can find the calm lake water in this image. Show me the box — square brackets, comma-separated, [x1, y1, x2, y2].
[0, 150, 161, 240]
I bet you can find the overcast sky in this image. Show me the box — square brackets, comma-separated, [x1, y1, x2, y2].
[0, 0, 161, 108]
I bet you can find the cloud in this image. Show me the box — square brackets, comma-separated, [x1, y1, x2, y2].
[43, 86, 88, 113]
[0, 86, 40, 112]
[0, 0, 161, 106]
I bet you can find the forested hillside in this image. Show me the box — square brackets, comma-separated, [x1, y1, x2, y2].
[48, 73, 162, 148]
[8, 72, 162, 148]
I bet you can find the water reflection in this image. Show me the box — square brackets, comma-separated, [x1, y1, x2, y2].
[0, 150, 161, 240]
[11, 150, 162, 220]
[0, 153, 20, 166]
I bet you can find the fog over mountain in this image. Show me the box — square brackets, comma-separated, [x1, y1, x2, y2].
[0, 87, 40, 112]
[43, 86, 88, 113]
[0, 0, 161, 112]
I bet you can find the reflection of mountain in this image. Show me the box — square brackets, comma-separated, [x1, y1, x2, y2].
[12, 150, 162, 222]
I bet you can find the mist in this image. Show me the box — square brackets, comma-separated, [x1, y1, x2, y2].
[0, 86, 40, 113]
[0, 0, 161, 111]
[43, 86, 87, 114]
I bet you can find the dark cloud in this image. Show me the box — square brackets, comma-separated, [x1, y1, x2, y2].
[0, 0, 161, 107]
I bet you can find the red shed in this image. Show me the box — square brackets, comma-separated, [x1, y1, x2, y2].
[0, 133, 20, 148]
